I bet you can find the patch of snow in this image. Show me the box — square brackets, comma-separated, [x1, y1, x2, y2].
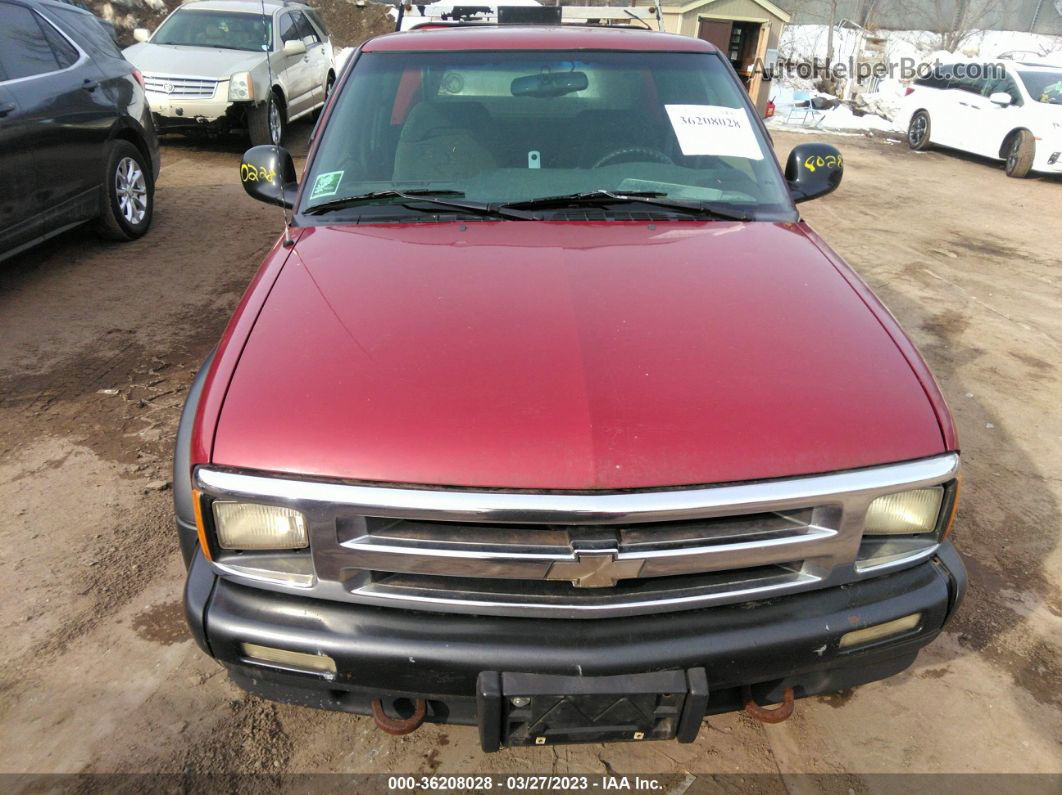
[335, 47, 354, 74]
[820, 105, 897, 133]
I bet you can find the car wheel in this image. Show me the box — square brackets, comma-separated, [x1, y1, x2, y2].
[248, 91, 285, 147]
[96, 140, 154, 241]
[907, 110, 931, 151]
[1004, 130, 1035, 178]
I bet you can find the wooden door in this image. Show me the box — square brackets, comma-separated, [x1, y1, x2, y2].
[746, 23, 771, 111]
[697, 19, 732, 52]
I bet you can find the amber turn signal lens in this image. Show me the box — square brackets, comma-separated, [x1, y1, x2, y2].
[942, 476, 961, 539]
[192, 488, 212, 561]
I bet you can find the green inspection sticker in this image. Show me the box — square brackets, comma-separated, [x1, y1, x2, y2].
[310, 170, 344, 199]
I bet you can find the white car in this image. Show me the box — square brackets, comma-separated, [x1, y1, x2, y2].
[124, 0, 335, 146]
[896, 59, 1062, 178]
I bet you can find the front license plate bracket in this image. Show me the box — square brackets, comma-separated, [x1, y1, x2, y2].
[476, 668, 708, 751]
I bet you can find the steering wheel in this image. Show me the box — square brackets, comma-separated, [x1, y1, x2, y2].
[592, 146, 674, 169]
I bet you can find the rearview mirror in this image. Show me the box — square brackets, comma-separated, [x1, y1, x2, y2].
[785, 143, 843, 203]
[240, 145, 298, 209]
[283, 39, 307, 57]
[989, 92, 1012, 107]
[511, 71, 588, 98]
[133, 27, 151, 43]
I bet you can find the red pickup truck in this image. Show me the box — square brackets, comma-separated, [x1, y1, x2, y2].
[174, 23, 965, 750]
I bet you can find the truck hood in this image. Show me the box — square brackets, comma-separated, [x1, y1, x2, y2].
[212, 221, 946, 489]
[123, 43, 262, 78]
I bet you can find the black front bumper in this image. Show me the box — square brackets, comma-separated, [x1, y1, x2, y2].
[185, 543, 965, 746]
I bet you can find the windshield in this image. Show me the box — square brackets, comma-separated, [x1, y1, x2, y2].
[302, 50, 792, 220]
[152, 10, 271, 52]
[1017, 70, 1062, 105]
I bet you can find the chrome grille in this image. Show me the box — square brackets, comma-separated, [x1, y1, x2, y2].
[196, 454, 959, 619]
[365, 564, 809, 611]
[337, 510, 829, 587]
[143, 74, 218, 98]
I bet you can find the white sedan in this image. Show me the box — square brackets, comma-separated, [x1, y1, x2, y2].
[896, 59, 1062, 178]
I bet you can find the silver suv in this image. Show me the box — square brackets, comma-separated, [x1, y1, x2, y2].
[124, 0, 334, 145]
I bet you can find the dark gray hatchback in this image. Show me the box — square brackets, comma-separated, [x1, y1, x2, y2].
[0, 0, 160, 262]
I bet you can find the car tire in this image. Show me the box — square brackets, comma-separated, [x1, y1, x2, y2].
[1004, 130, 1035, 178]
[96, 140, 154, 241]
[907, 110, 932, 151]
[248, 91, 285, 147]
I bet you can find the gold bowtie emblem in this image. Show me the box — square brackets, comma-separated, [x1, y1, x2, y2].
[545, 551, 644, 588]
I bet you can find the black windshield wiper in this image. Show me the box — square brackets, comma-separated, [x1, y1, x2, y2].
[304, 189, 535, 220]
[500, 190, 754, 221]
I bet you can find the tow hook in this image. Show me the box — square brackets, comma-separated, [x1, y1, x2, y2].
[742, 686, 795, 724]
[371, 697, 427, 735]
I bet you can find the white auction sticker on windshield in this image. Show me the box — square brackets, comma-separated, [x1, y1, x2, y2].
[665, 105, 763, 160]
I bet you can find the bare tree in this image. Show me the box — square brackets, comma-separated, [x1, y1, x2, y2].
[857, 0, 881, 29]
[824, 0, 839, 65]
[777, 0, 844, 90]
[895, 0, 1005, 52]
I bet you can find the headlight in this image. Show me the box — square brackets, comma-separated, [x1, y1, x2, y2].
[212, 501, 307, 550]
[228, 72, 254, 101]
[864, 487, 943, 535]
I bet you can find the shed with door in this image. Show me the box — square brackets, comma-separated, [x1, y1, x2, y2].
[639, 0, 789, 116]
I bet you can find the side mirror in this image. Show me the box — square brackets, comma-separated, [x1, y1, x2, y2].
[133, 27, 151, 43]
[240, 145, 298, 209]
[785, 143, 843, 204]
[283, 39, 307, 57]
[989, 92, 1012, 107]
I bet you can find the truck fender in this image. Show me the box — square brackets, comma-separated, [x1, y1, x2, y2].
[173, 349, 215, 568]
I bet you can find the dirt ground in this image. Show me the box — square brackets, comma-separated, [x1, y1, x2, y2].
[0, 121, 1059, 789]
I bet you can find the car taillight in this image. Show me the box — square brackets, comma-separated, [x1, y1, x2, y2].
[904, 86, 915, 96]
[132, 68, 145, 88]
[765, 100, 776, 119]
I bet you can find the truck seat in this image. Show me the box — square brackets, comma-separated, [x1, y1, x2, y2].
[392, 101, 498, 182]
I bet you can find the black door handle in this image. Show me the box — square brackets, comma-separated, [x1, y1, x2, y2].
[0, 102, 15, 117]
[82, 78, 98, 91]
